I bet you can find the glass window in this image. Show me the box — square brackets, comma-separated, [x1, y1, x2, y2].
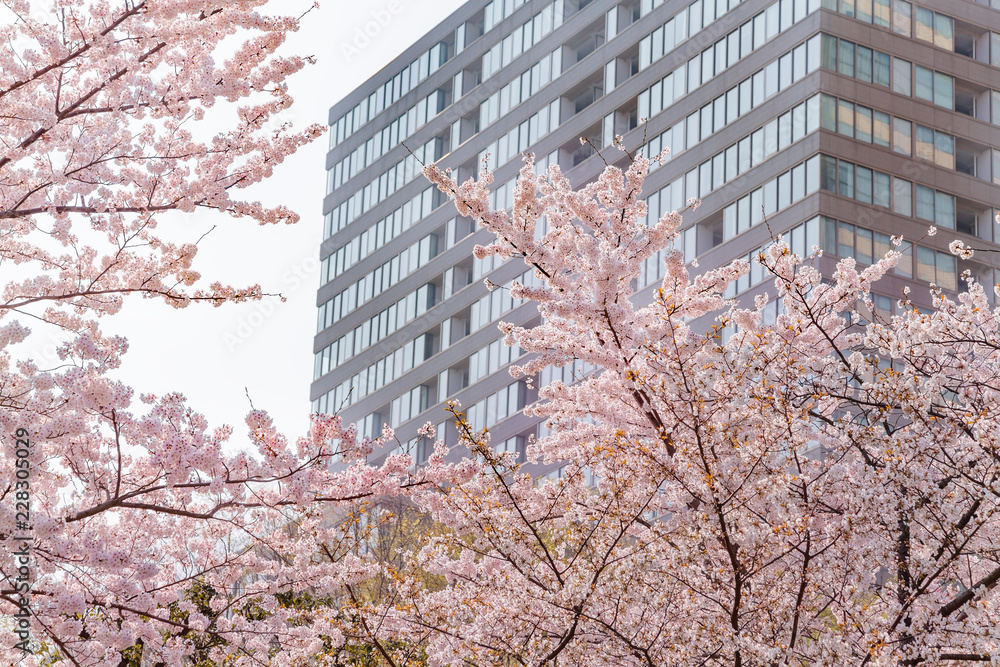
[857, 106, 873, 143]
[871, 172, 889, 208]
[935, 192, 955, 229]
[873, 110, 890, 146]
[857, 46, 873, 82]
[892, 58, 911, 96]
[780, 52, 793, 90]
[792, 163, 806, 201]
[820, 155, 838, 191]
[935, 131, 955, 170]
[856, 167, 873, 204]
[934, 72, 953, 109]
[840, 0, 856, 18]
[934, 13, 953, 51]
[915, 184, 934, 221]
[915, 65, 933, 101]
[937, 252, 956, 291]
[915, 6, 933, 43]
[874, 52, 890, 87]
[838, 99, 855, 136]
[838, 40, 855, 76]
[892, 0, 911, 36]
[857, 228, 873, 264]
[821, 94, 837, 131]
[915, 125, 934, 162]
[779, 111, 792, 148]
[892, 177, 912, 217]
[822, 34, 838, 71]
[893, 118, 911, 155]
[916, 245, 936, 283]
[874, 0, 890, 27]
[857, 0, 873, 22]
[838, 160, 854, 198]
[765, 60, 779, 98]
[838, 221, 855, 257]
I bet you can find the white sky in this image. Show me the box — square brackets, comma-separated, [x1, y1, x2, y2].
[99, 0, 469, 444]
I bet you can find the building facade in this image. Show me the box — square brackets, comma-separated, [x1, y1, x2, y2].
[313, 0, 1000, 475]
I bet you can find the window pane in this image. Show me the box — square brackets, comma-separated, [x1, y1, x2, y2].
[916, 245, 936, 283]
[839, 221, 855, 257]
[893, 118, 911, 155]
[935, 192, 955, 228]
[892, 0, 911, 36]
[873, 111, 890, 146]
[874, 172, 891, 208]
[857, 166, 873, 204]
[892, 58, 911, 96]
[838, 40, 855, 77]
[934, 13, 953, 51]
[857, 106, 873, 143]
[893, 178, 912, 216]
[915, 185, 934, 220]
[937, 252, 956, 290]
[838, 99, 855, 136]
[915, 6, 933, 42]
[822, 34, 838, 70]
[915, 124, 934, 161]
[915, 65, 933, 101]
[857, 228, 873, 264]
[934, 72, 953, 109]
[874, 0, 890, 27]
[857, 46, 873, 82]
[874, 52, 891, 87]
[821, 94, 837, 131]
[838, 160, 854, 198]
[821, 155, 838, 191]
[934, 131, 954, 170]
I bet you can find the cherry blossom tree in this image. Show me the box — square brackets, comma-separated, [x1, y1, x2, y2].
[319, 150, 1000, 667]
[0, 1, 445, 665]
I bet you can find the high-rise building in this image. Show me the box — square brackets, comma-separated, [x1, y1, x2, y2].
[313, 0, 1000, 474]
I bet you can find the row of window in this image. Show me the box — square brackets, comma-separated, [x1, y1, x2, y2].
[321, 187, 437, 274]
[819, 94, 958, 173]
[478, 100, 561, 173]
[314, 318, 434, 395]
[484, 0, 533, 32]
[820, 35, 891, 88]
[329, 42, 450, 149]
[639, 0, 752, 70]
[642, 0, 817, 89]
[480, 49, 561, 130]
[818, 216, 961, 291]
[325, 137, 441, 230]
[482, 2, 563, 80]
[469, 269, 535, 333]
[315, 282, 437, 381]
[817, 154, 958, 229]
[469, 337, 524, 385]
[318, 233, 439, 330]
[392, 385, 432, 429]
[724, 217, 820, 297]
[820, 35, 966, 117]
[637, 15, 820, 127]
[723, 155, 822, 242]
[327, 90, 446, 192]
[467, 381, 527, 431]
[690, 90, 822, 214]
